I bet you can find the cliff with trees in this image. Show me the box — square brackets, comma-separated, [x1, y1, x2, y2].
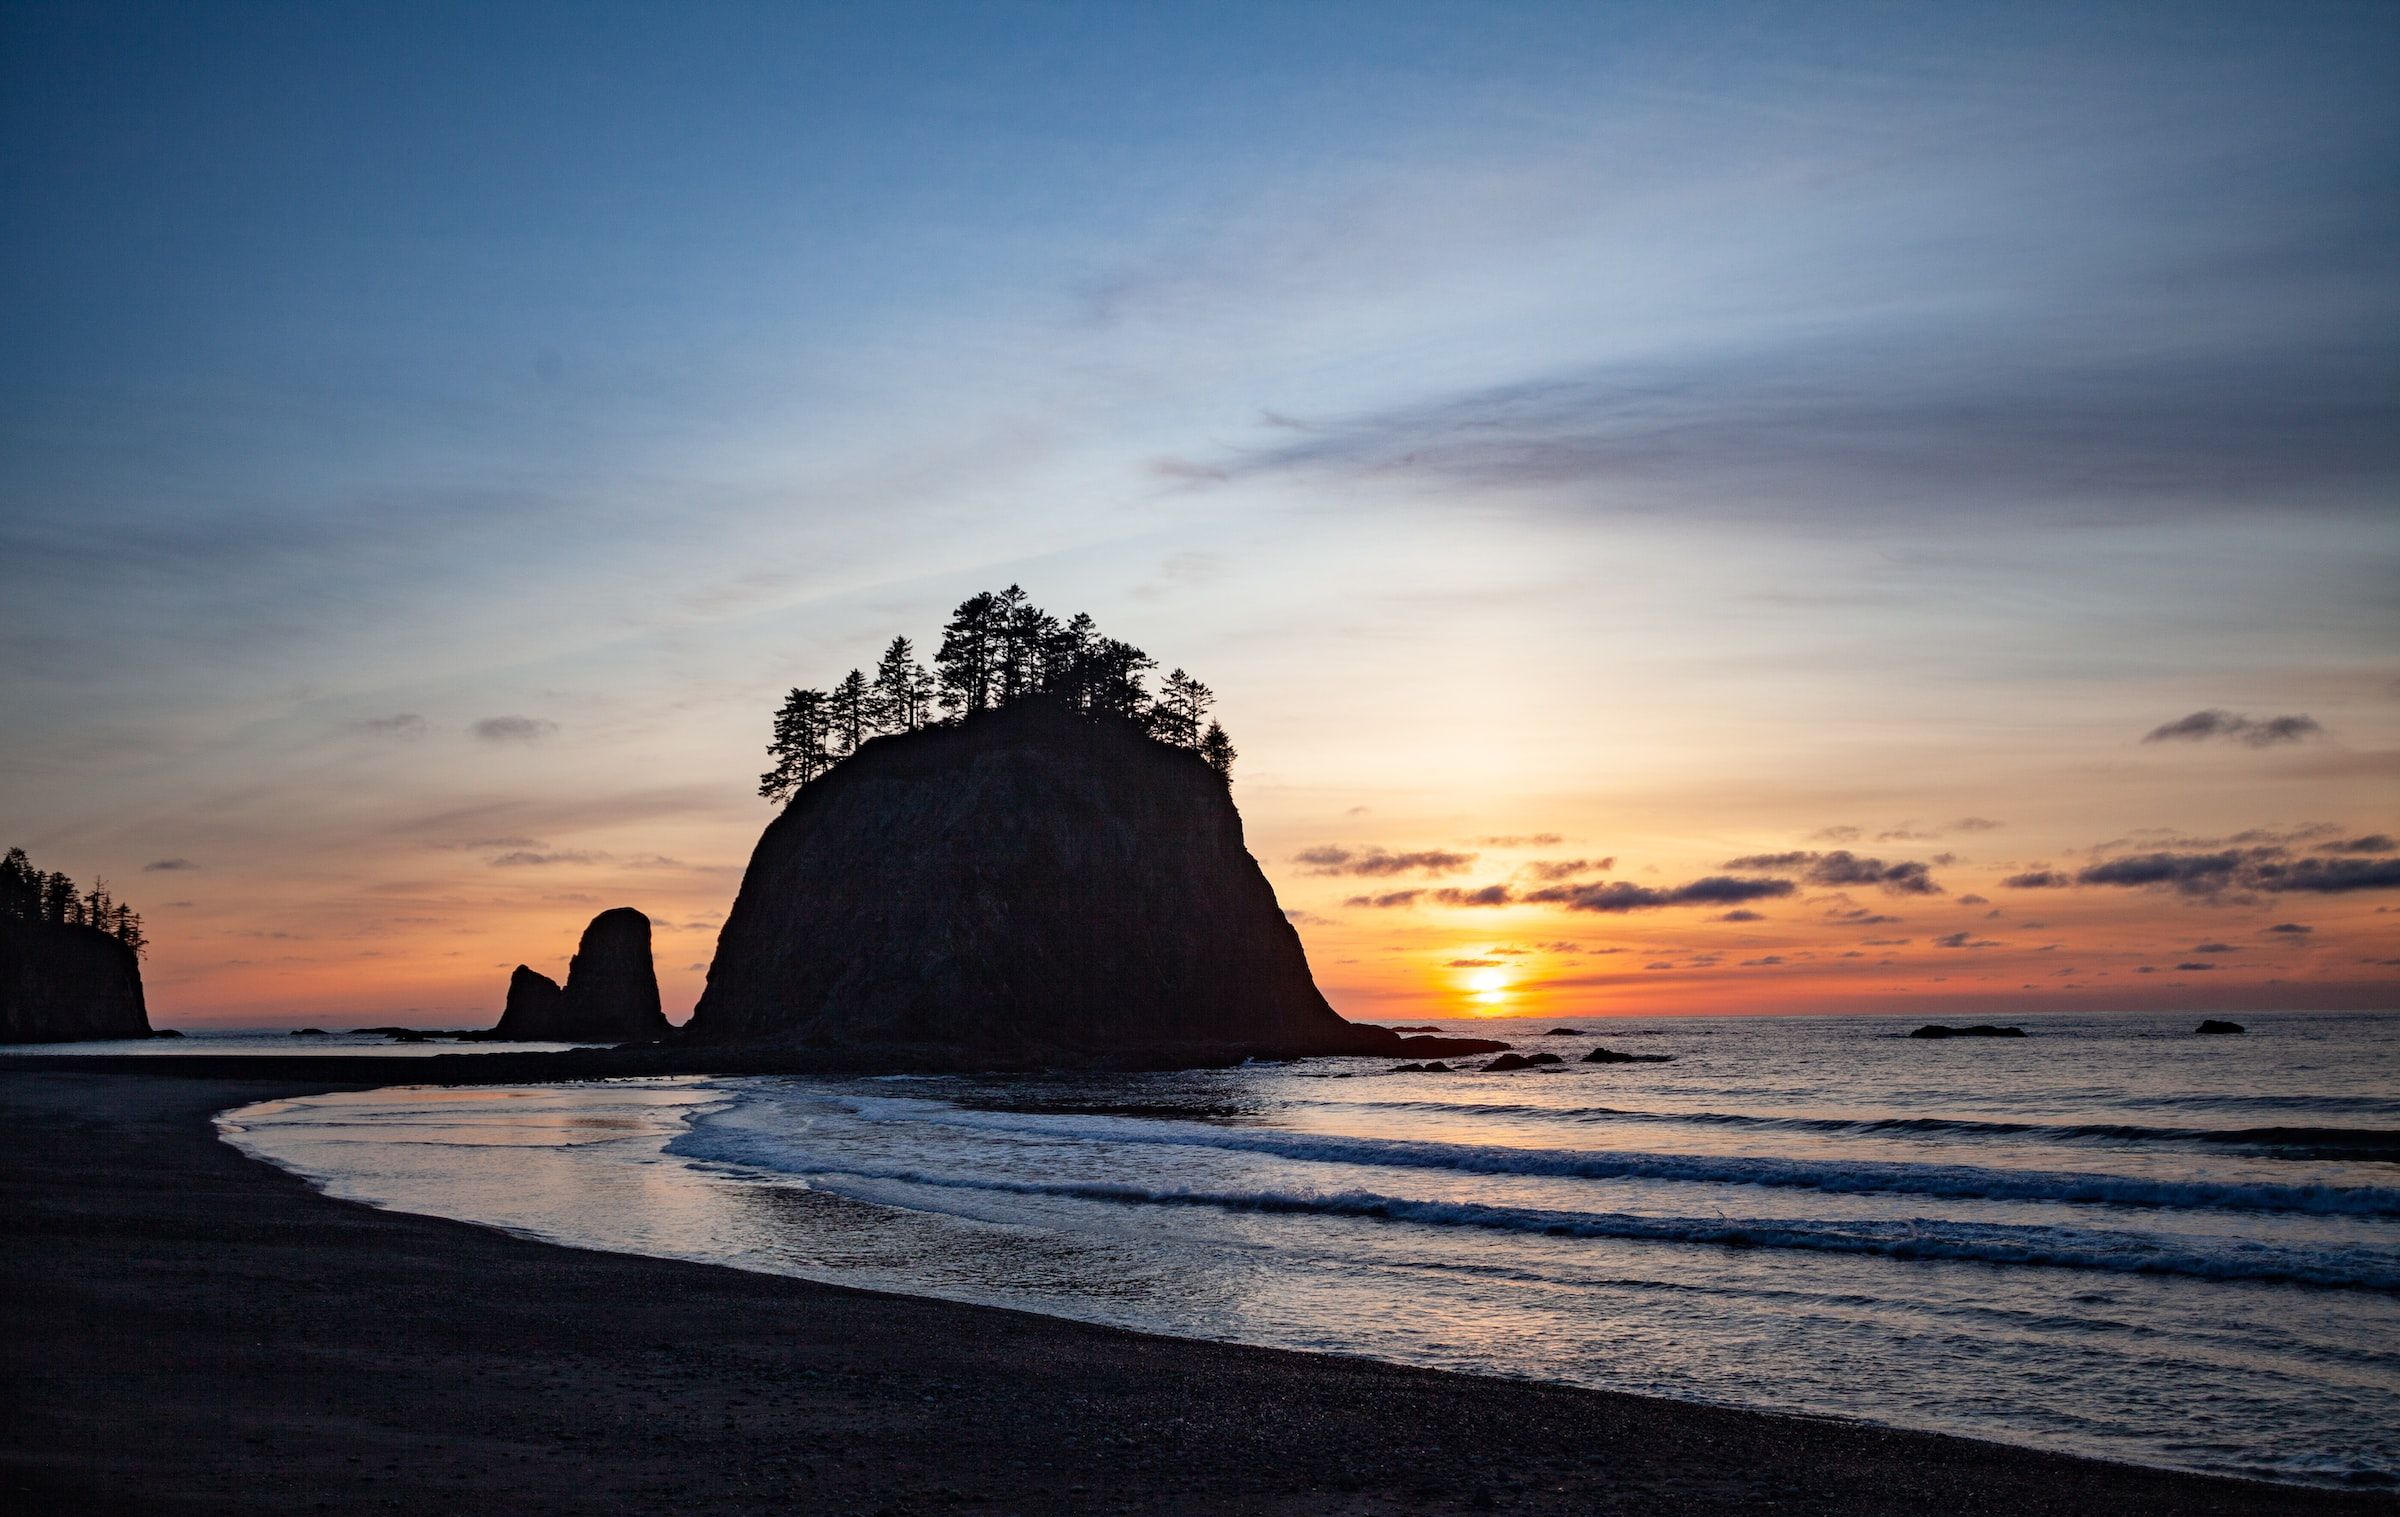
[1, 847, 152, 1043]
[759, 587, 1234, 802]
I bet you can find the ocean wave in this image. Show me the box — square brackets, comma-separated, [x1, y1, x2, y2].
[673, 1136, 2400, 1292]
[803, 1098, 2400, 1217]
[1320, 1099, 2400, 1161]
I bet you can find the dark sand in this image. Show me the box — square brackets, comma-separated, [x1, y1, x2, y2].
[4, 1064, 2387, 1515]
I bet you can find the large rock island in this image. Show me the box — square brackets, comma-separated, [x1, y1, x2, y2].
[487, 908, 669, 1042]
[0, 917, 151, 1043]
[688, 699, 1500, 1065]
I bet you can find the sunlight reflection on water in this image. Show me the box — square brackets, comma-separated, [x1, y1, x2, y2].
[220, 1010, 2400, 1490]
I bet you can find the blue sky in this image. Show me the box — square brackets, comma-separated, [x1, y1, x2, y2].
[3, 1, 2394, 1022]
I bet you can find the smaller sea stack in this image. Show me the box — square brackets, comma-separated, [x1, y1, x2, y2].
[489, 965, 566, 1039]
[487, 908, 668, 1042]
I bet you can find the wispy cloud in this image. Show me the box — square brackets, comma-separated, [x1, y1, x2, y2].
[1296, 845, 1476, 878]
[2141, 711, 2324, 748]
[472, 715, 559, 744]
[1724, 850, 1941, 895]
[1523, 876, 1796, 913]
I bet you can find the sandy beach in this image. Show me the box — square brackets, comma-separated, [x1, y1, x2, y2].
[4, 1062, 2386, 1516]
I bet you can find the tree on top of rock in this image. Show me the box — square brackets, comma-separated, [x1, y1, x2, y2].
[1200, 722, 1236, 781]
[1, 845, 148, 953]
[830, 669, 873, 756]
[1155, 668, 1213, 749]
[935, 591, 1006, 717]
[870, 637, 934, 732]
[759, 687, 833, 802]
[761, 589, 1234, 801]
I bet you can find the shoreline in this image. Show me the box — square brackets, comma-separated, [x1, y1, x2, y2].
[4, 1065, 2389, 1515]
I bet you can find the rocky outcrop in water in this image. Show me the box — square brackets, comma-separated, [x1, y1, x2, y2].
[1581, 1046, 1674, 1064]
[490, 965, 566, 1039]
[486, 910, 668, 1042]
[690, 699, 1505, 1065]
[2195, 1019, 2246, 1035]
[0, 918, 151, 1043]
[1908, 1023, 2026, 1039]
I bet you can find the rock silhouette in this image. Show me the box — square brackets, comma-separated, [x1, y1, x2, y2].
[1581, 1046, 1674, 1064]
[2195, 1019, 2247, 1035]
[691, 699, 1504, 1063]
[0, 918, 151, 1043]
[1479, 1052, 1563, 1072]
[488, 911, 668, 1042]
[490, 965, 567, 1039]
[1908, 1023, 2027, 1039]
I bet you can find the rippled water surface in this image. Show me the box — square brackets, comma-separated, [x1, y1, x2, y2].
[221, 1010, 2400, 1487]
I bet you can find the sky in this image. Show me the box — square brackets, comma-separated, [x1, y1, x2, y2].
[2, 0, 2395, 1028]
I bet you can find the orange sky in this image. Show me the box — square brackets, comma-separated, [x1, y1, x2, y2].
[4, 7, 2395, 1029]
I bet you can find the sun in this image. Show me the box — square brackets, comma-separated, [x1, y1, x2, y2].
[1466, 968, 1509, 1004]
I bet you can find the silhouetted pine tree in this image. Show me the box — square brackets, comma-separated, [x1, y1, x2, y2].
[759, 687, 833, 802]
[830, 669, 872, 755]
[1086, 639, 1156, 722]
[1200, 721, 1236, 781]
[935, 591, 1002, 717]
[1156, 668, 1212, 748]
[870, 637, 931, 732]
[996, 587, 1056, 704]
[0, 848, 36, 920]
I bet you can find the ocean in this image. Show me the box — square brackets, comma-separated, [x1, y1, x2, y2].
[218, 1010, 2400, 1489]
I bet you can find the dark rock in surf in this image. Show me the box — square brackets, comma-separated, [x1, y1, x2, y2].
[289, 1027, 329, 1037]
[1394, 1034, 1504, 1056]
[2195, 1019, 2246, 1035]
[1908, 1023, 2026, 1039]
[1482, 1053, 1549, 1071]
[0, 917, 150, 1044]
[1581, 1046, 1674, 1064]
[1544, 1027, 1585, 1036]
[490, 965, 566, 1038]
[689, 699, 1505, 1065]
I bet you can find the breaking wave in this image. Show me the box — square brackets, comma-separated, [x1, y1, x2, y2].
[794, 1098, 2400, 1217]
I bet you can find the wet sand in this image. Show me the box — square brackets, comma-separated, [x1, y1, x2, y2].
[3, 1064, 2386, 1515]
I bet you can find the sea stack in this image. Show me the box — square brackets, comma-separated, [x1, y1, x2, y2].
[489, 909, 668, 1042]
[489, 965, 567, 1039]
[690, 699, 1499, 1064]
[0, 917, 151, 1043]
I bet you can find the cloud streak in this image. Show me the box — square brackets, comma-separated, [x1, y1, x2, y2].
[1523, 876, 1796, 913]
[1297, 845, 1476, 878]
[472, 715, 559, 744]
[1724, 850, 1941, 895]
[2141, 711, 2325, 748]
[2071, 849, 2400, 897]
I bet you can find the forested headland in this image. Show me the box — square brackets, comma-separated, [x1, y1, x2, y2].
[760, 586, 1235, 802]
[1, 846, 148, 953]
